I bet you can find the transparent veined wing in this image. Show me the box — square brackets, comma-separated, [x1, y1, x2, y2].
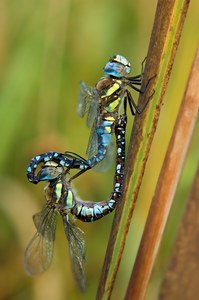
[86, 119, 98, 159]
[63, 215, 86, 292]
[77, 81, 98, 128]
[24, 206, 57, 275]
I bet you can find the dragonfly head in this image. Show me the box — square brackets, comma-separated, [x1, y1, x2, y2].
[103, 54, 131, 77]
[36, 161, 64, 182]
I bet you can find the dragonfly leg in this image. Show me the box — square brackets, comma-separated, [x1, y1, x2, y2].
[126, 89, 154, 115]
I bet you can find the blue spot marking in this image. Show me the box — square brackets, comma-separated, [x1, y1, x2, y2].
[94, 206, 103, 215]
[44, 157, 50, 162]
[101, 133, 112, 145]
[103, 121, 112, 127]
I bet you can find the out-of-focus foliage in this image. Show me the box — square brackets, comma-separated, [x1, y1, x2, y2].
[0, 0, 198, 299]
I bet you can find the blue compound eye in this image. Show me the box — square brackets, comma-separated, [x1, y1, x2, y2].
[103, 54, 131, 77]
[112, 54, 131, 68]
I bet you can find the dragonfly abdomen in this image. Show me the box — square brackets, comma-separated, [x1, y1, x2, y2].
[71, 198, 116, 222]
[27, 151, 90, 183]
[72, 113, 127, 222]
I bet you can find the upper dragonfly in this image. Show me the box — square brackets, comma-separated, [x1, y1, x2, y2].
[78, 54, 152, 171]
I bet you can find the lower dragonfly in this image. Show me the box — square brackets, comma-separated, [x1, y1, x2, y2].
[24, 113, 127, 291]
[78, 54, 153, 171]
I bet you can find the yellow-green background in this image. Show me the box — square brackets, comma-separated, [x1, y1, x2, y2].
[0, 0, 198, 299]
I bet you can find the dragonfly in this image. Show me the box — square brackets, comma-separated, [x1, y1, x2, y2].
[78, 54, 153, 171]
[24, 114, 127, 291]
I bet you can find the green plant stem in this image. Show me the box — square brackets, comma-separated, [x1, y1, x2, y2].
[96, 0, 190, 299]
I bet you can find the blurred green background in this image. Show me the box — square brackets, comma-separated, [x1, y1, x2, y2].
[0, 0, 198, 299]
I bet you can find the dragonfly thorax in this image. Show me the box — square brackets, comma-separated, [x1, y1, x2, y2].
[45, 175, 76, 211]
[95, 77, 122, 111]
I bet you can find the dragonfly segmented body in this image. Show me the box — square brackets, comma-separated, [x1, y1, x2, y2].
[24, 114, 127, 290]
[72, 113, 127, 221]
[27, 151, 91, 184]
[78, 54, 151, 170]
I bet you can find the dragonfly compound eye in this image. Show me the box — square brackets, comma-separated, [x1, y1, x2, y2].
[103, 54, 131, 77]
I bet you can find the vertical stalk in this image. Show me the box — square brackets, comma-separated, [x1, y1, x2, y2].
[97, 0, 190, 298]
[125, 47, 199, 300]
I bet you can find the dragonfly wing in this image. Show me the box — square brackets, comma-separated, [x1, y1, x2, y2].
[24, 206, 57, 275]
[86, 92, 98, 128]
[86, 120, 98, 159]
[63, 216, 86, 292]
[77, 81, 98, 128]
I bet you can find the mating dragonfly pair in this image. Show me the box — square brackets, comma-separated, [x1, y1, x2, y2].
[24, 54, 152, 291]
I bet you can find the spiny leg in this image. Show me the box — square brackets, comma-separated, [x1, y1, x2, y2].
[126, 89, 155, 115]
[128, 74, 155, 94]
